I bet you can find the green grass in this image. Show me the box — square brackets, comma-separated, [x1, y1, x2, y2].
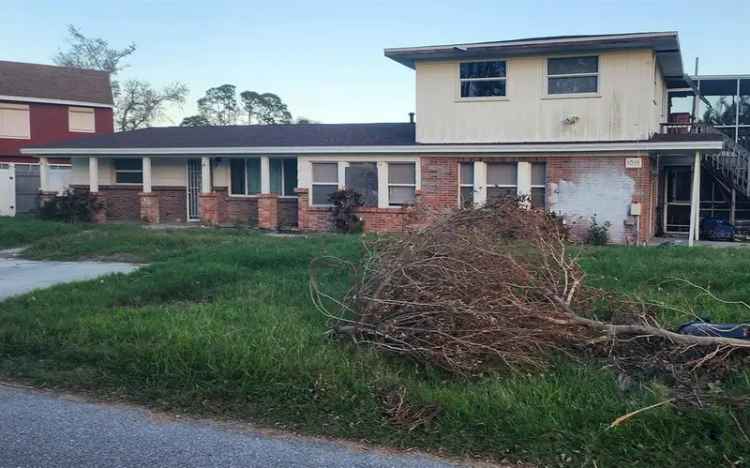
[0, 219, 748, 467]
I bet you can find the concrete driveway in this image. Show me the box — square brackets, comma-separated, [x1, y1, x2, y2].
[0, 384, 464, 468]
[0, 249, 138, 300]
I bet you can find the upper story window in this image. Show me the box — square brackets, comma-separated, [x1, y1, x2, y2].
[0, 103, 30, 139]
[547, 56, 599, 95]
[114, 159, 143, 184]
[459, 61, 507, 98]
[68, 107, 96, 133]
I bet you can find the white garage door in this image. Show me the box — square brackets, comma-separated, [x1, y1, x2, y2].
[0, 163, 16, 217]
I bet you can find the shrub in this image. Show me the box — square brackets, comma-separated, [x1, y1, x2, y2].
[329, 189, 364, 233]
[39, 190, 103, 223]
[586, 215, 611, 245]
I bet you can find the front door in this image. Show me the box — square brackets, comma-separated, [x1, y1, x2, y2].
[186, 159, 202, 221]
[663, 166, 692, 233]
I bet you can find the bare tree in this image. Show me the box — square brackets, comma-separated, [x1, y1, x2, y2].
[53, 25, 136, 97]
[116, 80, 188, 131]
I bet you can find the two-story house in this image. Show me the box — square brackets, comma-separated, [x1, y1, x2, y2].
[0, 60, 113, 215]
[22, 32, 739, 244]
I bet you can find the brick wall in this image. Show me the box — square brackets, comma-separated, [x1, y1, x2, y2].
[73, 185, 187, 223]
[297, 154, 654, 243]
[546, 154, 653, 244]
[279, 198, 298, 229]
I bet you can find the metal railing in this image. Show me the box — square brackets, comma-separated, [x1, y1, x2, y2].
[659, 122, 750, 197]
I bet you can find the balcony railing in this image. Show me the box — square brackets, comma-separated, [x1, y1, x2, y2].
[658, 122, 750, 197]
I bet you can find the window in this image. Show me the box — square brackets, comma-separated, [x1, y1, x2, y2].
[230, 158, 297, 196]
[486, 163, 517, 202]
[459, 162, 474, 207]
[68, 107, 96, 133]
[114, 159, 143, 184]
[388, 162, 416, 206]
[531, 163, 546, 209]
[0, 103, 30, 139]
[311, 162, 339, 205]
[345, 162, 378, 207]
[547, 56, 598, 95]
[230, 158, 261, 195]
[270, 158, 298, 196]
[459, 61, 507, 98]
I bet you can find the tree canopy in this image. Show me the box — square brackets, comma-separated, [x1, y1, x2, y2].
[54, 25, 187, 131]
[183, 86, 296, 127]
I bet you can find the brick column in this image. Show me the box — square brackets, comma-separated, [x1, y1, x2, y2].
[139, 192, 160, 224]
[295, 188, 309, 231]
[90, 193, 107, 224]
[257, 193, 280, 230]
[199, 192, 220, 226]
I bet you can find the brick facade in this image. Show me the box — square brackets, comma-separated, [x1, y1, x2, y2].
[72, 185, 188, 224]
[296, 154, 654, 243]
[68, 153, 654, 244]
[139, 192, 159, 224]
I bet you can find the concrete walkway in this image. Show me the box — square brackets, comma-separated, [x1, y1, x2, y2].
[0, 249, 138, 300]
[0, 384, 464, 468]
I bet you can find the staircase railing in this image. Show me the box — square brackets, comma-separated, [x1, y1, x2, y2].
[659, 122, 750, 197]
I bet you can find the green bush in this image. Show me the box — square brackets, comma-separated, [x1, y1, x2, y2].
[39, 190, 102, 223]
[329, 189, 364, 233]
[586, 215, 611, 245]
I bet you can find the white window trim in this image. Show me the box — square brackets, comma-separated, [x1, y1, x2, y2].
[229, 157, 261, 197]
[0, 103, 31, 139]
[229, 157, 299, 198]
[306, 158, 420, 208]
[544, 55, 600, 99]
[458, 162, 474, 206]
[387, 162, 418, 207]
[485, 162, 518, 191]
[68, 106, 96, 133]
[311, 161, 340, 207]
[113, 159, 143, 186]
[457, 59, 509, 102]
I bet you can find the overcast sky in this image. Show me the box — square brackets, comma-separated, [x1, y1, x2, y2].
[2, 0, 749, 126]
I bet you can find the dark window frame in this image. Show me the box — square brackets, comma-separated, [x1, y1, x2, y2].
[546, 56, 599, 96]
[113, 158, 143, 185]
[458, 60, 507, 99]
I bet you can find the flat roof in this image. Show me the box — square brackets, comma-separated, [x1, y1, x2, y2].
[385, 31, 684, 77]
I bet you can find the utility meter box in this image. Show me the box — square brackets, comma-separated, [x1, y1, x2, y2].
[630, 203, 642, 216]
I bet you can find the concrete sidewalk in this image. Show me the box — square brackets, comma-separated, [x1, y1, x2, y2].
[0, 249, 138, 300]
[0, 384, 463, 468]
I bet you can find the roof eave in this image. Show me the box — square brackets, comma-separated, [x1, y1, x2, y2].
[21, 140, 723, 156]
[385, 32, 682, 73]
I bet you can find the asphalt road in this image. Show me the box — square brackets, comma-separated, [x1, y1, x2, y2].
[0, 384, 461, 468]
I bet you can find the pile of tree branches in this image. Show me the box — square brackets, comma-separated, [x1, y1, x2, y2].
[310, 200, 750, 402]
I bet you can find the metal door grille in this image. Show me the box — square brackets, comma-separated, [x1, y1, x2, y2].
[186, 159, 202, 221]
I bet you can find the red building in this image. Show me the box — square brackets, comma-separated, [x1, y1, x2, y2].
[0, 60, 114, 164]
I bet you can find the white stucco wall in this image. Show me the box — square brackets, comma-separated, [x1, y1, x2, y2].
[70, 157, 189, 187]
[415, 49, 663, 144]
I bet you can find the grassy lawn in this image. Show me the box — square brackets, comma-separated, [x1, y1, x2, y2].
[1, 218, 749, 467]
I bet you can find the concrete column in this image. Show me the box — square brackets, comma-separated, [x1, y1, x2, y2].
[473, 161, 487, 207]
[89, 157, 99, 193]
[377, 161, 389, 208]
[516, 161, 532, 208]
[200, 157, 211, 193]
[688, 151, 701, 247]
[39, 157, 50, 192]
[142, 157, 152, 193]
[261, 156, 271, 193]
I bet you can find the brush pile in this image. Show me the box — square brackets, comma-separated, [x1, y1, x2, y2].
[311, 199, 750, 383]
